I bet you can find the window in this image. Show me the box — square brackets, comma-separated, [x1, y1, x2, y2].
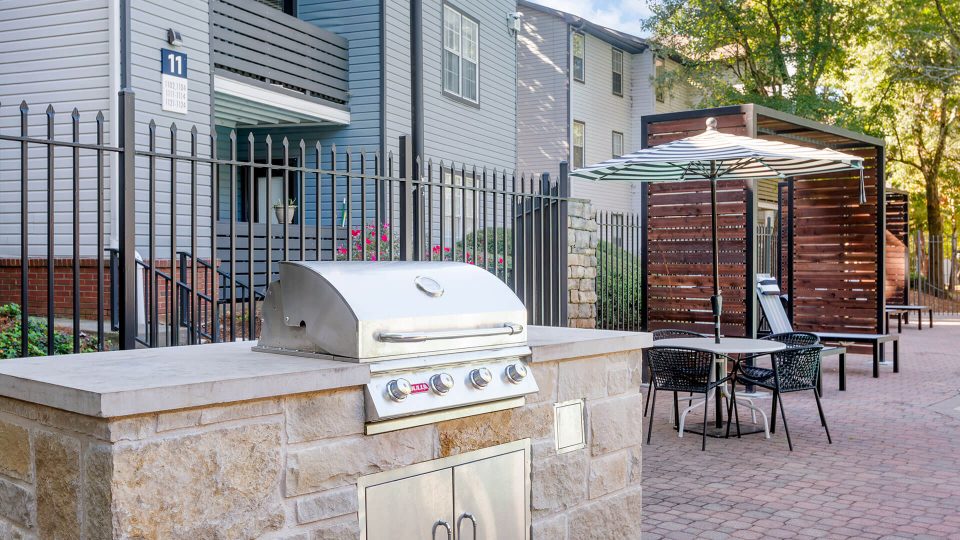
[572, 32, 585, 82]
[573, 121, 585, 169]
[612, 131, 624, 158]
[655, 56, 665, 103]
[612, 48, 623, 96]
[443, 5, 479, 103]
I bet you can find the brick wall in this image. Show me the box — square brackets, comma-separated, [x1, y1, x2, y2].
[0, 258, 215, 322]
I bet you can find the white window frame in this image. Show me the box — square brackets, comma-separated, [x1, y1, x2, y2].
[612, 131, 624, 158]
[612, 48, 623, 96]
[573, 120, 585, 169]
[572, 32, 585, 83]
[655, 56, 665, 103]
[442, 4, 480, 104]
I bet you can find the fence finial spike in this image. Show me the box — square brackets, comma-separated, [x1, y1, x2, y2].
[265, 134, 272, 145]
[96, 111, 105, 122]
[247, 132, 254, 144]
[169, 122, 177, 134]
[282, 136, 289, 147]
[45, 104, 55, 115]
[19, 100, 28, 113]
[190, 125, 198, 135]
[71, 108, 80, 120]
[299, 139, 306, 152]
[149, 119, 156, 130]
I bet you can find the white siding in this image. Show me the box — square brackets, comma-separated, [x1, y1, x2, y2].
[516, 6, 568, 182]
[0, 0, 113, 257]
[569, 32, 635, 215]
[654, 56, 698, 114]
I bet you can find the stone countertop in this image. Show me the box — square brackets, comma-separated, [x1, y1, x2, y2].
[527, 326, 651, 363]
[0, 342, 369, 418]
[0, 327, 650, 419]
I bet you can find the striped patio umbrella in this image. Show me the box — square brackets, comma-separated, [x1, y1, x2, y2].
[571, 117, 866, 343]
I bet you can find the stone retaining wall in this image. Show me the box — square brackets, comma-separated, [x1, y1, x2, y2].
[0, 351, 643, 539]
[567, 199, 599, 329]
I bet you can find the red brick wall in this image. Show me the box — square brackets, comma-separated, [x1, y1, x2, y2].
[0, 258, 216, 322]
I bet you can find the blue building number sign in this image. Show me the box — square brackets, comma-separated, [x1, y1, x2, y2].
[160, 49, 188, 114]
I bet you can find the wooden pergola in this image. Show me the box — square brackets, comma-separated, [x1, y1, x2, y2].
[639, 105, 886, 337]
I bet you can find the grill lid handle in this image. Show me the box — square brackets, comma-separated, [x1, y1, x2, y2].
[376, 323, 524, 343]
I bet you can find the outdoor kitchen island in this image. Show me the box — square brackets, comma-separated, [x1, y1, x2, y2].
[0, 326, 649, 539]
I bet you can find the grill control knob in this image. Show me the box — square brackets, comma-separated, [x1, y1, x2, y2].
[430, 373, 455, 395]
[469, 367, 493, 389]
[385, 378, 412, 402]
[505, 363, 528, 384]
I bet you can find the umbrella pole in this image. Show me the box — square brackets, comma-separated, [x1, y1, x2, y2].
[709, 164, 722, 344]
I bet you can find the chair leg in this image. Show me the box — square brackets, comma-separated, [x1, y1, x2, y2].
[777, 391, 793, 451]
[839, 353, 846, 391]
[725, 378, 741, 439]
[770, 394, 778, 434]
[646, 387, 657, 445]
[701, 389, 709, 451]
[643, 365, 652, 417]
[673, 392, 680, 430]
[814, 389, 832, 444]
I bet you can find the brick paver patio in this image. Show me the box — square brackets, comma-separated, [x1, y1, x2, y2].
[642, 319, 960, 539]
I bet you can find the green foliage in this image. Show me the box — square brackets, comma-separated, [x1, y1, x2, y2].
[596, 241, 642, 330]
[644, 0, 872, 127]
[0, 304, 99, 359]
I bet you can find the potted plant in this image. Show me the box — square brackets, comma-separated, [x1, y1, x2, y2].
[273, 198, 297, 224]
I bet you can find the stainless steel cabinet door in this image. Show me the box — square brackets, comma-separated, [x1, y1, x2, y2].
[453, 450, 527, 540]
[364, 469, 455, 540]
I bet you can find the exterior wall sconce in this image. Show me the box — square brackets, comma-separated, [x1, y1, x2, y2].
[167, 29, 183, 47]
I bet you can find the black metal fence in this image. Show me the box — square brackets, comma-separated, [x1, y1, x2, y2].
[910, 232, 960, 315]
[0, 92, 569, 358]
[595, 211, 643, 331]
[756, 224, 777, 277]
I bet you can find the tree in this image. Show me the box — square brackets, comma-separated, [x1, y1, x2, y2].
[848, 0, 960, 290]
[643, 0, 871, 125]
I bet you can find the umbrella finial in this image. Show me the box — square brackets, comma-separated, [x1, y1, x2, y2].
[705, 117, 718, 131]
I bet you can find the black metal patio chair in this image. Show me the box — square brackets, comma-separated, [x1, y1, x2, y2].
[646, 346, 734, 451]
[726, 345, 831, 451]
[644, 329, 706, 417]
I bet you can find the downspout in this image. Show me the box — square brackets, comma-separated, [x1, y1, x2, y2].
[410, 0, 424, 163]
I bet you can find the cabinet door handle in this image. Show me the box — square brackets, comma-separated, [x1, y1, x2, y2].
[433, 519, 452, 540]
[457, 513, 478, 539]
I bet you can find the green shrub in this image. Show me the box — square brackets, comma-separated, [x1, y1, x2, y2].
[0, 304, 99, 359]
[596, 241, 643, 330]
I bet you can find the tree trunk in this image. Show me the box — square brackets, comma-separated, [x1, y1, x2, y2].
[925, 171, 945, 292]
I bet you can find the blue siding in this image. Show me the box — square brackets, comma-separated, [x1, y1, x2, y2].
[296, 0, 382, 154]
[216, 0, 383, 225]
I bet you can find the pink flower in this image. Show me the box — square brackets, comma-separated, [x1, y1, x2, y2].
[444, 247, 450, 253]
[498, 257, 504, 264]
[351, 229, 361, 237]
[336, 245, 347, 255]
[432, 245, 441, 254]
[370, 255, 377, 261]
[365, 238, 372, 245]
[381, 234, 388, 242]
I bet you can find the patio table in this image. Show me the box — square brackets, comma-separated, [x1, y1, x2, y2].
[655, 337, 786, 438]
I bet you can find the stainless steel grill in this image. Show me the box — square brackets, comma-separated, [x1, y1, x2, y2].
[256, 261, 538, 431]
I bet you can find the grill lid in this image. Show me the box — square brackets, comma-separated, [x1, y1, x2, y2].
[257, 261, 528, 361]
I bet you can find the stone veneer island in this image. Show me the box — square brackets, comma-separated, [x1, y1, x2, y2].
[0, 326, 649, 539]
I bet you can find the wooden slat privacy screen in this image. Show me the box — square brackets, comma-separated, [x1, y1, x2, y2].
[786, 145, 884, 334]
[641, 105, 885, 338]
[643, 112, 751, 336]
[885, 192, 909, 305]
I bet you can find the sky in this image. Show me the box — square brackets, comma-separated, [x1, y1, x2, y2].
[532, 0, 653, 38]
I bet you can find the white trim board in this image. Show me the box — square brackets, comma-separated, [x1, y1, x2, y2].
[214, 74, 350, 126]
